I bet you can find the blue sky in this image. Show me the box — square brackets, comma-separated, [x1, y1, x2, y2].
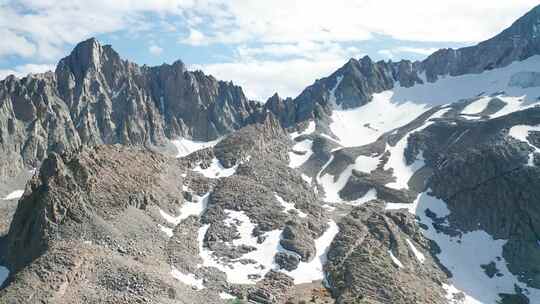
[1, 0, 538, 100]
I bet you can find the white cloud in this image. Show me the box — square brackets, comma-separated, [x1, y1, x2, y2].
[236, 41, 361, 61]
[195, 58, 346, 101]
[3, 0, 537, 62]
[394, 47, 440, 56]
[378, 46, 440, 60]
[149, 44, 163, 55]
[194, 40, 363, 101]
[181, 28, 207, 46]
[0, 63, 55, 80]
[0, 29, 36, 57]
[183, 0, 538, 44]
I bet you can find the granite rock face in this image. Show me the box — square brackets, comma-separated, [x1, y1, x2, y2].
[0, 145, 208, 303]
[325, 202, 448, 304]
[0, 38, 260, 182]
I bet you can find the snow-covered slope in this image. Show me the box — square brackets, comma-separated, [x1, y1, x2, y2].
[286, 53, 540, 304]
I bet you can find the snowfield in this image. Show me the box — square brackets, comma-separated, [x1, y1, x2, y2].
[171, 137, 221, 158]
[288, 139, 313, 168]
[392, 55, 540, 106]
[197, 211, 283, 284]
[387, 192, 540, 304]
[2, 190, 24, 200]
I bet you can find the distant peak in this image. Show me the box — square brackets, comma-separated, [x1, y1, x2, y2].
[57, 37, 121, 77]
[72, 37, 100, 53]
[270, 92, 281, 100]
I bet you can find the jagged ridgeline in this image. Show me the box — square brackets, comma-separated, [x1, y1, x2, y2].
[2, 4, 540, 304]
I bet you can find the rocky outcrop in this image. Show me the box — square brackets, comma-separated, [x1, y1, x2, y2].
[325, 202, 448, 304]
[0, 145, 232, 303]
[6, 145, 184, 273]
[0, 38, 260, 182]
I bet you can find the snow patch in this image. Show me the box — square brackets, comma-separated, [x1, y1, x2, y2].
[384, 107, 450, 190]
[388, 250, 404, 268]
[160, 193, 209, 226]
[406, 239, 425, 264]
[171, 266, 205, 290]
[159, 225, 174, 238]
[193, 158, 238, 178]
[275, 194, 307, 218]
[219, 292, 236, 300]
[353, 155, 380, 173]
[0, 266, 8, 286]
[290, 120, 316, 139]
[289, 139, 313, 168]
[348, 188, 377, 206]
[197, 212, 282, 284]
[508, 124, 540, 166]
[279, 220, 339, 284]
[2, 190, 24, 200]
[461, 97, 490, 115]
[171, 138, 221, 158]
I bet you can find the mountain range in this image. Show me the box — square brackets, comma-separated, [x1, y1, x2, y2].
[1, 4, 540, 304]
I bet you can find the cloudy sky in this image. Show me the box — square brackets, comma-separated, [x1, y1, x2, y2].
[1, 0, 538, 100]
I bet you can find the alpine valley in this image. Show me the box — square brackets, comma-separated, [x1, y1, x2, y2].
[2, 5, 540, 304]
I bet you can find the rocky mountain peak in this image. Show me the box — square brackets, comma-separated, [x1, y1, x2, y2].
[55, 37, 122, 80]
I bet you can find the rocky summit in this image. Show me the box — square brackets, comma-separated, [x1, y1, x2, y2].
[2, 4, 540, 304]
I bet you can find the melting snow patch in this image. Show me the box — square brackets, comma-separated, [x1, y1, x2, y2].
[388, 250, 404, 268]
[318, 153, 380, 204]
[219, 292, 236, 299]
[160, 193, 209, 226]
[461, 97, 491, 115]
[353, 155, 380, 173]
[171, 266, 205, 290]
[405, 239, 425, 263]
[301, 174, 312, 185]
[159, 225, 174, 238]
[279, 221, 339, 284]
[275, 194, 307, 218]
[318, 167, 350, 203]
[0, 266, 9, 286]
[348, 188, 377, 206]
[289, 139, 314, 168]
[193, 158, 237, 178]
[2, 190, 24, 200]
[322, 204, 336, 211]
[171, 138, 221, 158]
[508, 124, 540, 166]
[383, 107, 450, 190]
[197, 212, 282, 284]
[290, 120, 316, 139]
[384, 144, 425, 190]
